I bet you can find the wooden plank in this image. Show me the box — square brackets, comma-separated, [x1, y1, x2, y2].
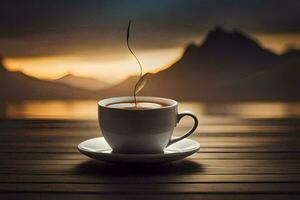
[1, 143, 299, 150]
[0, 174, 300, 184]
[0, 135, 299, 152]
[0, 152, 300, 160]
[1, 135, 300, 144]
[1, 183, 300, 193]
[1, 119, 300, 197]
[1, 164, 300, 175]
[0, 153, 86, 160]
[0, 159, 300, 167]
[0, 143, 298, 151]
[0, 193, 299, 200]
[2, 132, 300, 142]
[0, 147, 299, 153]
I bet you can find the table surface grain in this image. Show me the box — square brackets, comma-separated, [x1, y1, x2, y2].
[0, 118, 300, 200]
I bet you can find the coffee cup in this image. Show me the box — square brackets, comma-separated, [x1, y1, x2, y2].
[98, 96, 198, 154]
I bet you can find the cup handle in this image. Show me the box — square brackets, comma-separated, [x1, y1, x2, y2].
[167, 111, 198, 146]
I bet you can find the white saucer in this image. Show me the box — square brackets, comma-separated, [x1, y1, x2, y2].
[78, 137, 200, 163]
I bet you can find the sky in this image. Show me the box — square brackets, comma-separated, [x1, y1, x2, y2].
[0, 0, 299, 84]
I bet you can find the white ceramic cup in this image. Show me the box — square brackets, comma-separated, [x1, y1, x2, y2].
[98, 96, 198, 154]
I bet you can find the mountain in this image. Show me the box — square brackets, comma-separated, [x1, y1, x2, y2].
[0, 58, 97, 100]
[98, 27, 300, 101]
[1, 27, 299, 101]
[54, 74, 109, 90]
[281, 49, 300, 60]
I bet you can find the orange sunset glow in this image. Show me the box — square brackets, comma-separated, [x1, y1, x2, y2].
[3, 33, 299, 84]
[4, 48, 183, 84]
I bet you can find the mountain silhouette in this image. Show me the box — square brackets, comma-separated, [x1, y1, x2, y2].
[0, 27, 299, 101]
[281, 49, 300, 60]
[0, 58, 96, 100]
[98, 27, 300, 101]
[55, 74, 109, 91]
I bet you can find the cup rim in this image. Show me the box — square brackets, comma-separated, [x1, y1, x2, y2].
[98, 96, 177, 110]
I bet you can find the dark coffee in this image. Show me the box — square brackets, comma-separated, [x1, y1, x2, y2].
[107, 101, 168, 110]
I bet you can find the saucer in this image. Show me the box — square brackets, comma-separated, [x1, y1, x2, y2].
[78, 137, 200, 163]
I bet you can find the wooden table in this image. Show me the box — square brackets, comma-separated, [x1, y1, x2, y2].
[0, 118, 300, 199]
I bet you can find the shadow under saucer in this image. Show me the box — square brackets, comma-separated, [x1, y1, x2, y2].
[74, 159, 204, 176]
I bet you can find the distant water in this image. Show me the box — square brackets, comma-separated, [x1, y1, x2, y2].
[4, 100, 300, 120]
